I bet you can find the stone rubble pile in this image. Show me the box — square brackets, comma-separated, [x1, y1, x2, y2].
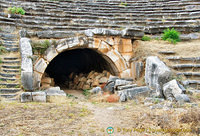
[41, 73, 55, 89]
[67, 70, 110, 90]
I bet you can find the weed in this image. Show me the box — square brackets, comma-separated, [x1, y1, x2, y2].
[83, 89, 91, 97]
[120, 2, 128, 6]
[0, 27, 2, 31]
[0, 103, 5, 110]
[0, 45, 7, 55]
[0, 85, 7, 88]
[162, 28, 180, 44]
[0, 58, 2, 64]
[154, 37, 160, 41]
[8, 7, 26, 15]
[15, 84, 20, 88]
[23, 104, 29, 109]
[79, 107, 91, 117]
[31, 40, 50, 55]
[142, 35, 151, 41]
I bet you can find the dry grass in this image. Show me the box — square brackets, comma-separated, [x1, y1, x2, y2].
[134, 39, 200, 60]
[0, 94, 200, 136]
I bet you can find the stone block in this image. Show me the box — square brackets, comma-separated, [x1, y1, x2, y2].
[131, 61, 144, 80]
[21, 92, 32, 103]
[99, 77, 108, 84]
[41, 77, 51, 84]
[32, 91, 46, 102]
[120, 69, 131, 78]
[20, 38, 33, 90]
[115, 58, 127, 72]
[118, 38, 133, 53]
[34, 58, 47, 74]
[174, 94, 190, 102]
[121, 52, 133, 62]
[145, 56, 172, 97]
[33, 71, 42, 90]
[163, 80, 185, 100]
[98, 41, 110, 53]
[45, 88, 66, 103]
[124, 86, 150, 100]
[45, 47, 58, 62]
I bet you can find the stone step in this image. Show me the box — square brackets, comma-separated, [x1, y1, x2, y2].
[0, 83, 20, 88]
[0, 73, 18, 78]
[182, 80, 200, 90]
[0, 94, 17, 98]
[177, 72, 200, 76]
[2, 60, 20, 64]
[2, 65, 20, 69]
[0, 88, 21, 94]
[0, 77, 18, 82]
[182, 80, 200, 85]
[158, 51, 176, 55]
[115, 84, 137, 91]
[5, 47, 19, 52]
[3, 57, 19, 60]
[2, 69, 20, 73]
[166, 56, 200, 61]
[172, 64, 200, 69]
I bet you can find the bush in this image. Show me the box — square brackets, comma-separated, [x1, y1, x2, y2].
[8, 7, 26, 15]
[142, 35, 151, 41]
[0, 45, 7, 55]
[120, 2, 128, 6]
[162, 28, 180, 44]
[31, 40, 50, 55]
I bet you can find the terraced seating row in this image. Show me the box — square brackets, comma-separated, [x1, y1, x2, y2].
[0, 0, 199, 36]
[165, 55, 200, 90]
[0, 30, 21, 100]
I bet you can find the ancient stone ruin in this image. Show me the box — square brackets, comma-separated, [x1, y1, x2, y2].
[0, 0, 199, 103]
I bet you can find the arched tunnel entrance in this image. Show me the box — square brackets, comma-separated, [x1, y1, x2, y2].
[43, 48, 119, 89]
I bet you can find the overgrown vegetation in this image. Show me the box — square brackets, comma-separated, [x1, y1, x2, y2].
[142, 35, 151, 41]
[83, 89, 91, 98]
[0, 44, 7, 55]
[120, 2, 128, 6]
[162, 28, 180, 44]
[31, 40, 51, 55]
[7, 7, 26, 15]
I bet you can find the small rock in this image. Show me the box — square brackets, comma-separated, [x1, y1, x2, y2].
[89, 87, 102, 94]
[150, 104, 163, 109]
[174, 94, 190, 102]
[103, 81, 115, 93]
[107, 106, 125, 110]
[99, 77, 108, 84]
[118, 92, 127, 102]
[163, 80, 184, 100]
[21, 92, 32, 103]
[144, 97, 165, 104]
[32, 91, 46, 102]
[106, 94, 119, 103]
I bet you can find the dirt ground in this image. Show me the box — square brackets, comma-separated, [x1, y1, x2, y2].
[0, 90, 200, 136]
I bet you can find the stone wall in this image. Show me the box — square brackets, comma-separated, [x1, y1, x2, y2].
[29, 35, 138, 90]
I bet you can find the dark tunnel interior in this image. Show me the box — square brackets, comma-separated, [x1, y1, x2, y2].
[45, 48, 116, 87]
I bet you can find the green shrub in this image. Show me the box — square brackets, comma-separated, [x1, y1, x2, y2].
[16, 7, 26, 15]
[0, 45, 7, 55]
[142, 35, 151, 41]
[32, 40, 50, 55]
[120, 2, 128, 6]
[8, 7, 26, 15]
[162, 28, 180, 44]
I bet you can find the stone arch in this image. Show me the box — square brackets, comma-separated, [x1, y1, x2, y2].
[33, 36, 129, 88]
